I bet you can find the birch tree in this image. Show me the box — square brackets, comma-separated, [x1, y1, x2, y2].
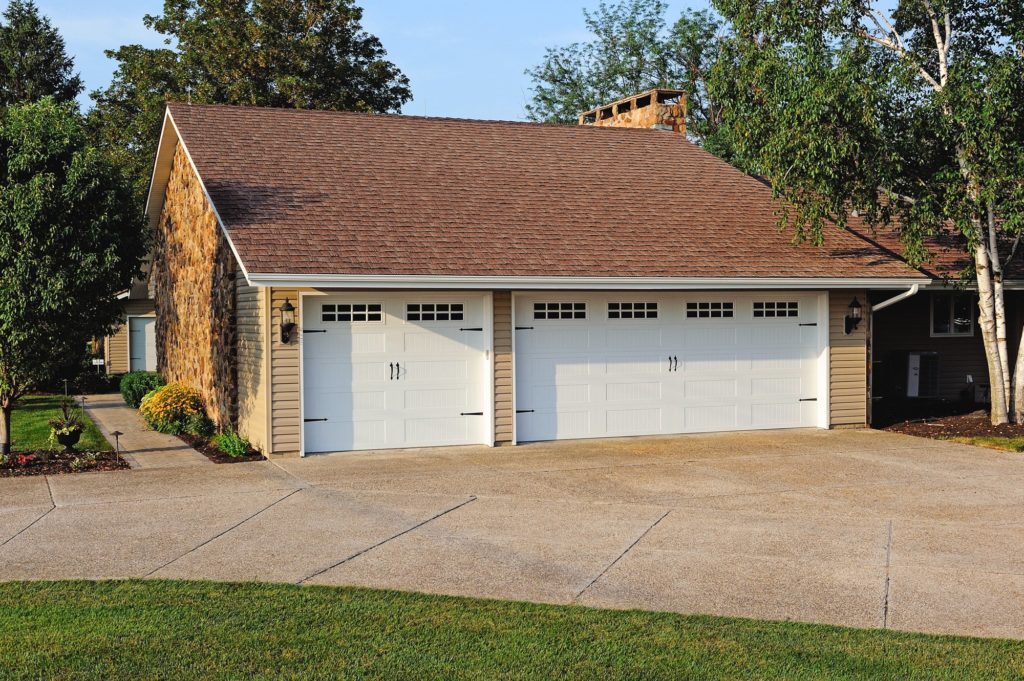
[710, 0, 1024, 424]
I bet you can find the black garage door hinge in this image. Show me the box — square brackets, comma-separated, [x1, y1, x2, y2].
[303, 329, 327, 334]
[460, 327, 484, 331]
[515, 326, 534, 330]
[460, 412, 484, 416]
[304, 418, 328, 423]
[799, 398, 818, 402]
[516, 409, 535, 414]
[798, 323, 817, 327]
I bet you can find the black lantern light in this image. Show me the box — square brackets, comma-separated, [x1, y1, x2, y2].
[845, 297, 863, 335]
[280, 299, 296, 343]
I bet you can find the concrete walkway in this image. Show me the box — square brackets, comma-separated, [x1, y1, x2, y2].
[82, 394, 209, 469]
[1, 428, 1022, 640]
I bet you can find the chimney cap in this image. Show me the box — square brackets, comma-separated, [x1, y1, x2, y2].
[578, 88, 687, 123]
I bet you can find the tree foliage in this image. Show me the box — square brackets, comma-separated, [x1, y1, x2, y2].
[0, 0, 83, 108]
[0, 99, 145, 451]
[89, 0, 412, 206]
[525, 1, 729, 150]
[709, 0, 1024, 422]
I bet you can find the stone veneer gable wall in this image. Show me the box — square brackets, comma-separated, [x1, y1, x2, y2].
[152, 143, 238, 427]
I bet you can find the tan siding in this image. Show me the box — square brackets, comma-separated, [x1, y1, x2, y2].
[270, 288, 301, 455]
[236, 280, 268, 453]
[493, 291, 513, 443]
[105, 300, 156, 374]
[830, 291, 869, 427]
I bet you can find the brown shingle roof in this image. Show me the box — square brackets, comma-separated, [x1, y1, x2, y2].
[166, 103, 928, 280]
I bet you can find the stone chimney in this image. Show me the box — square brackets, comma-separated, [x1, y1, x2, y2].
[578, 89, 687, 134]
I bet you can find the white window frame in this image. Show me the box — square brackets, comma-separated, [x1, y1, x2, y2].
[929, 293, 975, 338]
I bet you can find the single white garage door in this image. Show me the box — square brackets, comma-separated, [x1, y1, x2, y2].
[128, 317, 157, 372]
[514, 292, 825, 442]
[302, 293, 490, 453]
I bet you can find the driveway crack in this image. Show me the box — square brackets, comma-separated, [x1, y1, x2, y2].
[574, 510, 671, 601]
[144, 488, 302, 577]
[297, 495, 477, 585]
[882, 519, 894, 629]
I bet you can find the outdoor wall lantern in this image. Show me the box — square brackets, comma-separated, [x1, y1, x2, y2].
[280, 299, 296, 343]
[845, 297, 863, 335]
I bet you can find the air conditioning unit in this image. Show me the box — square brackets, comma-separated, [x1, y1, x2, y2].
[907, 352, 939, 398]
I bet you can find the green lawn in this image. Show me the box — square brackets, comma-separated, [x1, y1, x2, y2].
[0, 581, 1021, 680]
[11, 395, 112, 452]
[948, 435, 1024, 452]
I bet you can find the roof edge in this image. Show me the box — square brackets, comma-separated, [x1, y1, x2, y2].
[245, 274, 932, 290]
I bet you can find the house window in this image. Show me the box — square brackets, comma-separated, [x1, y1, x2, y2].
[931, 294, 974, 337]
[322, 303, 383, 323]
[609, 302, 658, 319]
[534, 302, 586, 320]
[754, 302, 799, 318]
[407, 303, 464, 322]
[686, 302, 734, 319]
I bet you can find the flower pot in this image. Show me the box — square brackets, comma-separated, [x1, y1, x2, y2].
[55, 428, 82, 452]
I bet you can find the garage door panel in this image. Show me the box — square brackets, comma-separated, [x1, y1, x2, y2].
[405, 417, 469, 444]
[402, 330, 474, 354]
[515, 292, 823, 443]
[404, 388, 468, 410]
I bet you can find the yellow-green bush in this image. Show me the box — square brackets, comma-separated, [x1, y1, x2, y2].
[139, 383, 212, 436]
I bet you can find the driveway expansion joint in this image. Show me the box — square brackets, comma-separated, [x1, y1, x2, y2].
[575, 509, 672, 601]
[882, 519, 894, 629]
[297, 495, 478, 585]
[144, 488, 303, 577]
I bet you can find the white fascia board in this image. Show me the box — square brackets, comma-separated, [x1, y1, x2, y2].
[143, 109, 175, 231]
[245, 274, 931, 290]
[162, 110, 253, 285]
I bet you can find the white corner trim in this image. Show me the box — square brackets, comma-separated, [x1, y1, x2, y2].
[244, 274, 932, 291]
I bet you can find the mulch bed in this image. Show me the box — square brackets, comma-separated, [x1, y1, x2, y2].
[0, 450, 129, 477]
[177, 433, 265, 464]
[883, 410, 1024, 440]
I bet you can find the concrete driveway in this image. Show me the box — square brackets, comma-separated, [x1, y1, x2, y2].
[1, 428, 1022, 639]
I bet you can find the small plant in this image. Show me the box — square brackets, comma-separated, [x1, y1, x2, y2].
[213, 430, 250, 459]
[15, 453, 34, 467]
[139, 383, 207, 435]
[185, 412, 215, 439]
[48, 397, 85, 452]
[120, 371, 166, 409]
[69, 456, 87, 472]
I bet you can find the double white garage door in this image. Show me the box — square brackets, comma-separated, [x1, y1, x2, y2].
[302, 292, 825, 453]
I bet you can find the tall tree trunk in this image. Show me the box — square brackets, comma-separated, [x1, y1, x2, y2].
[1014, 326, 1024, 423]
[0, 402, 11, 457]
[975, 240, 1010, 424]
[988, 206, 1012, 416]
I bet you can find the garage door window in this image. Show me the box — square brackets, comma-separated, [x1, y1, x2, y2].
[407, 303, 464, 322]
[686, 302, 733, 319]
[753, 302, 799, 318]
[608, 302, 658, 319]
[534, 302, 586, 320]
[322, 303, 383, 322]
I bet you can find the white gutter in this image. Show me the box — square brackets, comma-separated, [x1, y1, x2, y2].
[245, 274, 931, 291]
[871, 284, 921, 312]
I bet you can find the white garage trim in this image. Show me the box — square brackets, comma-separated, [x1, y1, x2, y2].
[298, 291, 492, 455]
[512, 291, 829, 442]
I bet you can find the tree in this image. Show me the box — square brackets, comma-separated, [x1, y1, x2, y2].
[0, 0, 83, 107]
[0, 99, 144, 453]
[709, 0, 1024, 424]
[525, 1, 730, 150]
[89, 0, 412, 207]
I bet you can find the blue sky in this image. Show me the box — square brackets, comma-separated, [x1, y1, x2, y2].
[34, 0, 703, 120]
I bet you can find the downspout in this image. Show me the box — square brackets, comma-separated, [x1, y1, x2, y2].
[868, 284, 923, 425]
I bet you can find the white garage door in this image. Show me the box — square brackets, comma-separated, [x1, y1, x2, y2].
[128, 317, 157, 372]
[302, 293, 490, 453]
[515, 292, 825, 442]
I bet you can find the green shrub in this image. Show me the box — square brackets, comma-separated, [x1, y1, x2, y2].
[120, 371, 165, 408]
[213, 430, 250, 458]
[139, 383, 205, 435]
[185, 412, 215, 438]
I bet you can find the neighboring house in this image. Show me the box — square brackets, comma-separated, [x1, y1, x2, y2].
[101, 276, 157, 375]
[143, 91, 1020, 457]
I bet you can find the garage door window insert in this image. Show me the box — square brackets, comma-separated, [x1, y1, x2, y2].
[534, 302, 586, 320]
[608, 302, 658, 319]
[753, 302, 799, 318]
[407, 303, 464, 322]
[686, 302, 734, 318]
[322, 304, 383, 322]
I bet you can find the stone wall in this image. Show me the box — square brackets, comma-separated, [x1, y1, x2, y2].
[152, 143, 238, 427]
